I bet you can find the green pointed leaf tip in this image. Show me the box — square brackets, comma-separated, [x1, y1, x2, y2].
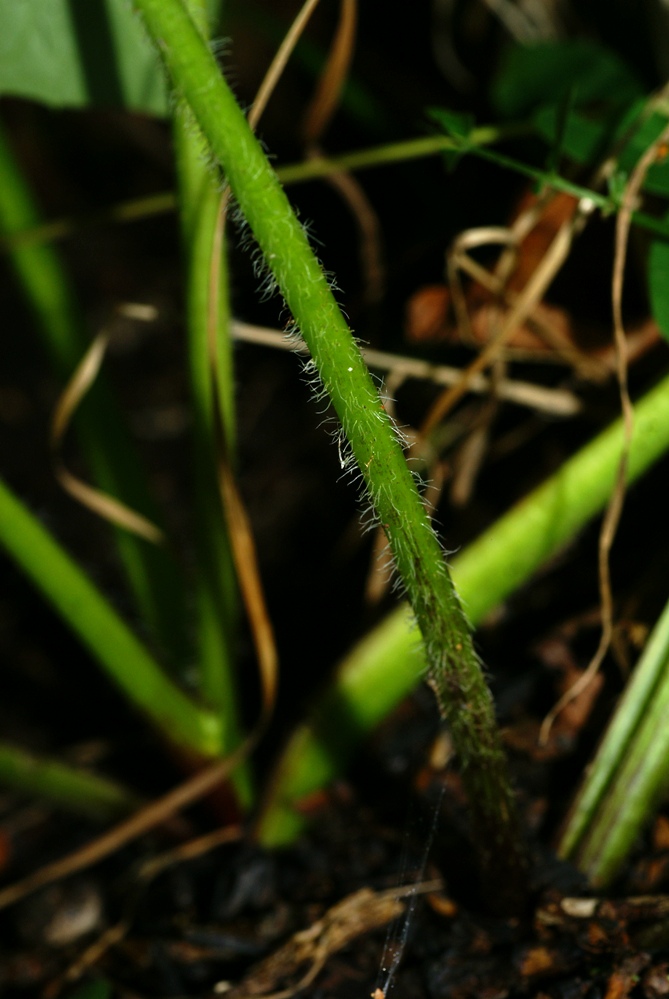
[649, 220, 669, 342]
[428, 108, 476, 141]
[0, 0, 167, 114]
[491, 40, 642, 118]
[427, 109, 475, 171]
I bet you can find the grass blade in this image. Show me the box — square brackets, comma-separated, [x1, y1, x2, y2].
[0, 477, 223, 757]
[171, 0, 249, 801]
[0, 741, 139, 820]
[559, 596, 669, 885]
[0, 115, 188, 667]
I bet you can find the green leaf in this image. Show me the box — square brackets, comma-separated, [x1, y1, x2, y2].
[645, 159, 669, 199]
[0, 478, 224, 757]
[533, 106, 611, 165]
[614, 106, 669, 197]
[428, 108, 476, 170]
[0, 0, 167, 114]
[428, 107, 475, 140]
[649, 224, 669, 342]
[491, 40, 642, 118]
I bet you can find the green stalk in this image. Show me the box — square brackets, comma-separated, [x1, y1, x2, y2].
[179, 167, 240, 717]
[0, 741, 139, 821]
[0, 478, 223, 757]
[424, 134, 669, 243]
[257, 369, 669, 845]
[276, 126, 531, 183]
[0, 129, 528, 251]
[172, 0, 250, 803]
[0, 119, 82, 369]
[6, 122, 669, 249]
[134, 0, 526, 907]
[0, 116, 188, 668]
[559, 596, 669, 886]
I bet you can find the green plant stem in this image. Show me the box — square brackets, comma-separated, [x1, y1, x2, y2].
[134, 0, 526, 909]
[430, 135, 669, 242]
[0, 132, 533, 251]
[0, 115, 188, 668]
[559, 596, 669, 886]
[0, 478, 223, 757]
[8, 128, 669, 251]
[176, 132, 240, 725]
[257, 369, 669, 845]
[0, 741, 140, 820]
[276, 126, 531, 183]
[173, 0, 250, 804]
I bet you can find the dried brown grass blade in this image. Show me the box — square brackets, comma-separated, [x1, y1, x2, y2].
[217, 452, 278, 722]
[137, 823, 243, 881]
[321, 165, 385, 305]
[448, 216, 606, 378]
[51, 329, 164, 544]
[201, 2, 324, 735]
[302, 0, 357, 144]
[206, 200, 278, 726]
[231, 320, 582, 415]
[300, 0, 384, 304]
[0, 751, 248, 912]
[251, 0, 321, 130]
[422, 199, 594, 435]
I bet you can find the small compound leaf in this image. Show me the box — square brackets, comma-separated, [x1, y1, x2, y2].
[649, 227, 669, 342]
[491, 40, 642, 118]
[0, 0, 168, 115]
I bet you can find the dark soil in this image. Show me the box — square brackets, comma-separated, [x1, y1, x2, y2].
[3, 2, 669, 997]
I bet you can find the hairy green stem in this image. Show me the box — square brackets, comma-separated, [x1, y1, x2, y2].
[134, 0, 526, 907]
[258, 370, 669, 848]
